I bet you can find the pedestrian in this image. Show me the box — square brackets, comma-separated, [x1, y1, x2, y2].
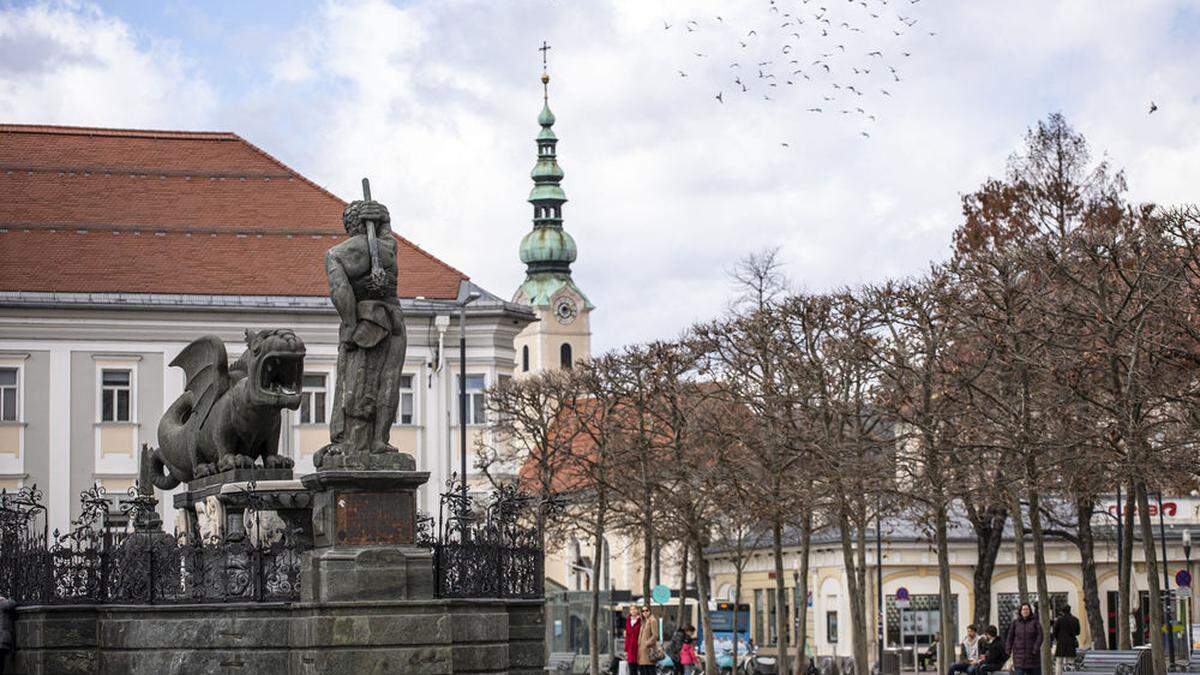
[667, 622, 686, 675]
[0, 594, 14, 675]
[637, 605, 661, 675]
[948, 625, 981, 675]
[1005, 603, 1043, 675]
[919, 634, 940, 671]
[624, 605, 642, 675]
[1051, 605, 1080, 675]
[680, 625, 698, 674]
[975, 625, 1007, 675]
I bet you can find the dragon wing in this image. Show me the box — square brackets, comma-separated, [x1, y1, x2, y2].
[169, 335, 231, 430]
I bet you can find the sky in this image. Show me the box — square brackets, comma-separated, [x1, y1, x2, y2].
[2, 0, 1198, 352]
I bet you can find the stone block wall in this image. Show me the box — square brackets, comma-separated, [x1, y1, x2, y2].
[13, 598, 545, 675]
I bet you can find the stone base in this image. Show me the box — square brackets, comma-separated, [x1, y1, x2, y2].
[14, 599, 545, 675]
[302, 546, 434, 602]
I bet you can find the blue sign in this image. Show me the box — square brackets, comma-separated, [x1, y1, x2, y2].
[651, 584, 671, 605]
[1176, 570, 1192, 588]
[897, 587, 910, 601]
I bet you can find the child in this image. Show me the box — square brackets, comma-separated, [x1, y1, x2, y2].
[680, 625, 698, 674]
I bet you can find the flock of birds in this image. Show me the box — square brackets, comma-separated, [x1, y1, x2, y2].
[663, 0, 933, 146]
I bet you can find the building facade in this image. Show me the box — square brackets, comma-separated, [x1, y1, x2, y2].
[706, 500, 1198, 662]
[0, 124, 534, 533]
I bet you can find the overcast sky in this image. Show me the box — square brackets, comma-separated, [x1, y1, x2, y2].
[2, 1, 1197, 352]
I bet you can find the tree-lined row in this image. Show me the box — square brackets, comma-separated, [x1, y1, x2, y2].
[480, 114, 1200, 675]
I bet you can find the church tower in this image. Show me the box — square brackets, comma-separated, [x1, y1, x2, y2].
[513, 47, 593, 375]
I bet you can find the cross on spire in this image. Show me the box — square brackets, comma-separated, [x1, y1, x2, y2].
[538, 41, 551, 69]
[538, 41, 552, 100]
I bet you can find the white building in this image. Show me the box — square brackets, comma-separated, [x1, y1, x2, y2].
[0, 123, 535, 532]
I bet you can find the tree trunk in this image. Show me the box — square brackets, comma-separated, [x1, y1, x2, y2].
[839, 509, 868, 675]
[1118, 487, 1135, 649]
[935, 503, 956, 675]
[1028, 488, 1053, 675]
[1074, 497, 1107, 649]
[1009, 488, 1030, 602]
[677, 543, 690, 628]
[695, 539, 719, 675]
[971, 506, 1008, 629]
[774, 518, 793, 675]
[589, 502, 607, 675]
[1135, 480, 1166, 675]
[734, 560, 744, 668]
[795, 511, 812, 675]
[643, 522, 654, 603]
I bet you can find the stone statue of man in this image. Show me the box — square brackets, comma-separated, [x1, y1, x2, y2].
[315, 188, 407, 467]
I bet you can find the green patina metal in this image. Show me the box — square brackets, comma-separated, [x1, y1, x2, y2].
[515, 67, 592, 309]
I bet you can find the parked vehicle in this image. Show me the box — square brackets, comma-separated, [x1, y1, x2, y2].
[738, 646, 778, 675]
[693, 647, 736, 673]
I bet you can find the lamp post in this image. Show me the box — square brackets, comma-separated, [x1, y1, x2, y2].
[458, 291, 481, 512]
[1184, 529, 1193, 655]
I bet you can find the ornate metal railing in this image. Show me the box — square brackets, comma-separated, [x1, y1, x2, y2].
[0, 479, 544, 605]
[0, 484, 302, 605]
[424, 479, 547, 600]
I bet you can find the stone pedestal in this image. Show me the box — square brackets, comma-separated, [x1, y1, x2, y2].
[299, 456, 433, 603]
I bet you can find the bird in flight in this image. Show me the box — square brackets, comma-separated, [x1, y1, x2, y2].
[861, 131, 871, 138]
[678, 70, 688, 78]
[807, 107, 823, 112]
[868, 51, 883, 57]
[1149, 101, 1158, 114]
[664, 21, 672, 30]
[716, 92, 724, 103]
[781, 142, 791, 147]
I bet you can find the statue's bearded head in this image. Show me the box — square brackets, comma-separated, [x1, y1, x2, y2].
[342, 200, 391, 236]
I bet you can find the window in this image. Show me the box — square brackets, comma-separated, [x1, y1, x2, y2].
[827, 611, 839, 643]
[522, 345, 530, 372]
[0, 368, 17, 422]
[459, 374, 486, 425]
[300, 373, 327, 424]
[398, 374, 415, 425]
[754, 589, 766, 646]
[560, 343, 573, 369]
[100, 369, 132, 422]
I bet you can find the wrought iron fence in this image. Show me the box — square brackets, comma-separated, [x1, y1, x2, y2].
[425, 479, 547, 600]
[0, 479, 544, 605]
[0, 484, 302, 605]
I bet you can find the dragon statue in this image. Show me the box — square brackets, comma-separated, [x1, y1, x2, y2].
[142, 329, 306, 490]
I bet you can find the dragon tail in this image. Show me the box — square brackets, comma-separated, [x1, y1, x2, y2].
[140, 444, 180, 491]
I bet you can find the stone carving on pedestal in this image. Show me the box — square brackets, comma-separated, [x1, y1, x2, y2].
[300, 178, 434, 604]
[142, 329, 306, 488]
[313, 178, 410, 471]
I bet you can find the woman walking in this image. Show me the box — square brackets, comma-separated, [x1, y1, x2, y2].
[1005, 603, 1044, 675]
[637, 605, 660, 675]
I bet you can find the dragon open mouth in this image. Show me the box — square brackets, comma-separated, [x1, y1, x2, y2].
[259, 353, 304, 397]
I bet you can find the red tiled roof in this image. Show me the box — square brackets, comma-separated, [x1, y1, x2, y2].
[0, 124, 466, 299]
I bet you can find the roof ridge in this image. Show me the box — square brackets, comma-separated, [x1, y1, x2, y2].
[0, 124, 240, 141]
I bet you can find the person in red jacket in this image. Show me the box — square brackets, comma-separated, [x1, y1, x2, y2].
[624, 605, 642, 671]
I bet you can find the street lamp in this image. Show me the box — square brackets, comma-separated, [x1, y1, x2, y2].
[458, 291, 481, 511]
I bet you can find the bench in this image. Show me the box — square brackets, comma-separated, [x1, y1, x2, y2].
[1066, 650, 1149, 675]
[545, 652, 574, 673]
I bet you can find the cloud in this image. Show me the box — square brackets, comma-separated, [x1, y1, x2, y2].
[0, 2, 215, 128]
[4, 0, 1199, 354]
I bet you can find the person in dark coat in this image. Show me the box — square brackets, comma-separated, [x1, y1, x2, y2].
[975, 625, 1008, 675]
[1051, 605, 1080, 675]
[667, 625, 686, 675]
[1005, 603, 1043, 675]
[0, 596, 15, 675]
